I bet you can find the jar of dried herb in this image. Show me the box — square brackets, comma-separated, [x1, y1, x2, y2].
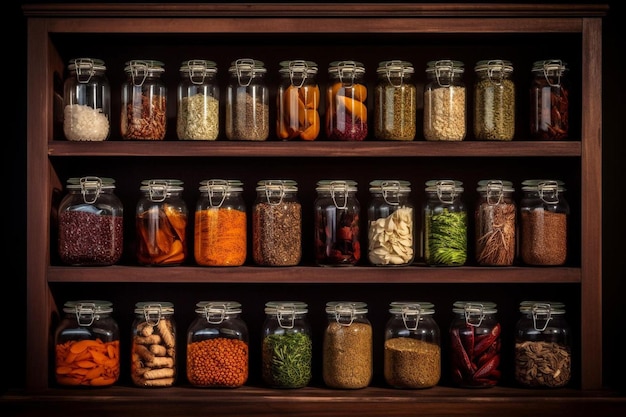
[277, 60, 320, 140]
[177, 59, 219, 140]
[473, 59, 515, 141]
[374, 60, 417, 141]
[384, 301, 441, 389]
[262, 301, 312, 388]
[475, 179, 516, 266]
[530, 59, 569, 140]
[326, 60, 368, 141]
[423, 60, 466, 141]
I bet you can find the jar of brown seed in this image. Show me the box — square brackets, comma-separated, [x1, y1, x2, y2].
[473, 60, 515, 141]
[475, 179, 516, 266]
[374, 60, 417, 141]
[226, 58, 269, 141]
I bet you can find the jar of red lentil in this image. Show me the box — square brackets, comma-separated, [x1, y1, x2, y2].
[326, 60, 368, 141]
[186, 301, 249, 388]
[194, 179, 247, 267]
[449, 301, 501, 388]
[423, 60, 466, 141]
[530, 59, 569, 140]
[136, 179, 188, 266]
[54, 300, 120, 387]
[121, 59, 167, 140]
[131, 301, 177, 388]
[177, 59, 219, 140]
[323, 301, 372, 389]
[475, 179, 516, 266]
[520, 179, 569, 266]
[384, 301, 441, 389]
[374, 60, 417, 141]
[253, 179, 302, 266]
[57, 176, 123, 266]
[262, 301, 312, 388]
[277, 60, 320, 140]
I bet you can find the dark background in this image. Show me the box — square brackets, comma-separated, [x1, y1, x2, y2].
[6, 0, 625, 394]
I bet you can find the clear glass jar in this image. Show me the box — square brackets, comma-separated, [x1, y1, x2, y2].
[473, 59, 515, 141]
[374, 60, 417, 141]
[384, 301, 441, 389]
[314, 180, 361, 266]
[136, 179, 188, 266]
[423, 180, 467, 266]
[515, 301, 571, 388]
[54, 300, 120, 387]
[520, 179, 569, 266]
[449, 301, 501, 388]
[367, 180, 415, 266]
[326, 60, 368, 141]
[253, 180, 302, 266]
[177, 59, 219, 140]
[186, 301, 249, 388]
[323, 301, 372, 389]
[530, 59, 569, 140]
[225, 58, 269, 141]
[131, 301, 177, 388]
[262, 301, 312, 388]
[423, 59, 466, 141]
[194, 179, 246, 267]
[121, 59, 167, 140]
[277, 60, 320, 141]
[63, 58, 111, 141]
[57, 176, 123, 266]
[475, 179, 516, 266]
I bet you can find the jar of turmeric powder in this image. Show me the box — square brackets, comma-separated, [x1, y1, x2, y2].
[326, 61, 368, 141]
[194, 179, 246, 266]
[186, 301, 249, 388]
[136, 179, 188, 266]
[277, 60, 320, 140]
[54, 300, 120, 387]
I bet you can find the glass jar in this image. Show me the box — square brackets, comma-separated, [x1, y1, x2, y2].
[367, 180, 415, 266]
[423, 180, 467, 266]
[186, 301, 249, 388]
[262, 301, 312, 388]
[530, 59, 569, 140]
[253, 180, 302, 266]
[423, 59, 466, 141]
[475, 179, 517, 266]
[314, 180, 361, 266]
[473, 59, 515, 141]
[449, 301, 501, 388]
[225, 58, 269, 141]
[54, 300, 120, 387]
[514, 301, 571, 388]
[63, 58, 111, 141]
[177, 59, 219, 140]
[194, 179, 246, 267]
[520, 179, 569, 266]
[57, 176, 123, 266]
[374, 60, 417, 141]
[131, 301, 177, 388]
[326, 60, 368, 141]
[121, 59, 167, 140]
[323, 301, 372, 389]
[384, 301, 441, 389]
[136, 179, 188, 266]
[277, 60, 320, 141]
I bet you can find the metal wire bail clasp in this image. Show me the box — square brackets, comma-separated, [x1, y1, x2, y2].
[80, 176, 103, 204]
[436, 180, 458, 204]
[463, 303, 485, 328]
[401, 304, 422, 331]
[73, 58, 96, 84]
[143, 303, 163, 327]
[129, 60, 149, 87]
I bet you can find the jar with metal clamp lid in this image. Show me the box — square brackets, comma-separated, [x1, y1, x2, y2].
[277, 60, 320, 140]
[226, 58, 269, 141]
[326, 60, 368, 141]
[530, 59, 569, 140]
[423, 59, 466, 141]
[475, 179, 516, 266]
[473, 59, 515, 141]
[177, 59, 219, 140]
[374, 60, 417, 141]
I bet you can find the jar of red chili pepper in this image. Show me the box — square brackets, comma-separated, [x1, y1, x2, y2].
[186, 301, 249, 388]
[326, 61, 368, 141]
[314, 180, 361, 266]
[449, 301, 501, 388]
[530, 59, 569, 140]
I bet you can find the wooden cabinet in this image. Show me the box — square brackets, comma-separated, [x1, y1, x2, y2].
[16, 3, 623, 416]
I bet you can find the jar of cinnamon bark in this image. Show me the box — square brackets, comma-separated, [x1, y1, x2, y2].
[530, 59, 569, 140]
[475, 179, 516, 266]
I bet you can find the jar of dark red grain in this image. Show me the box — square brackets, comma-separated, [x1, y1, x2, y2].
[121, 59, 167, 140]
[57, 176, 123, 266]
[131, 301, 177, 388]
[54, 300, 120, 387]
[514, 301, 571, 388]
[520, 179, 569, 266]
[136, 179, 188, 266]
[314, 180, 361, 266]
[475, 179, 516, 266]
[253, 180, 302, 266]
[277, 60, 320, 140]
[449, 301, 501, 388]
[326, 60, 368, 141]
[177, 59, 219, 140]
[186, 301, 249, 388]
[374, 60, 417, 141]
[530, 59, 569, 140]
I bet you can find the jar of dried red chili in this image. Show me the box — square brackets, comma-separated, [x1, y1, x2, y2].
[449, 301, 501, 388]
[530, 59, 569, 140]
[186, 301, 249, 388]
[326, 61, 368, 141]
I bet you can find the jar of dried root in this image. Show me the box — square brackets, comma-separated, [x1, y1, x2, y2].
[475, 179, 516, 266]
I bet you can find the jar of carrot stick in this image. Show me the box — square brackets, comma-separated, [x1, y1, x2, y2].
[186, 301, 249, 388]
[54, 300, 120, 387]
[277, 60, 320, 140]
[194, 179, 247, 266]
